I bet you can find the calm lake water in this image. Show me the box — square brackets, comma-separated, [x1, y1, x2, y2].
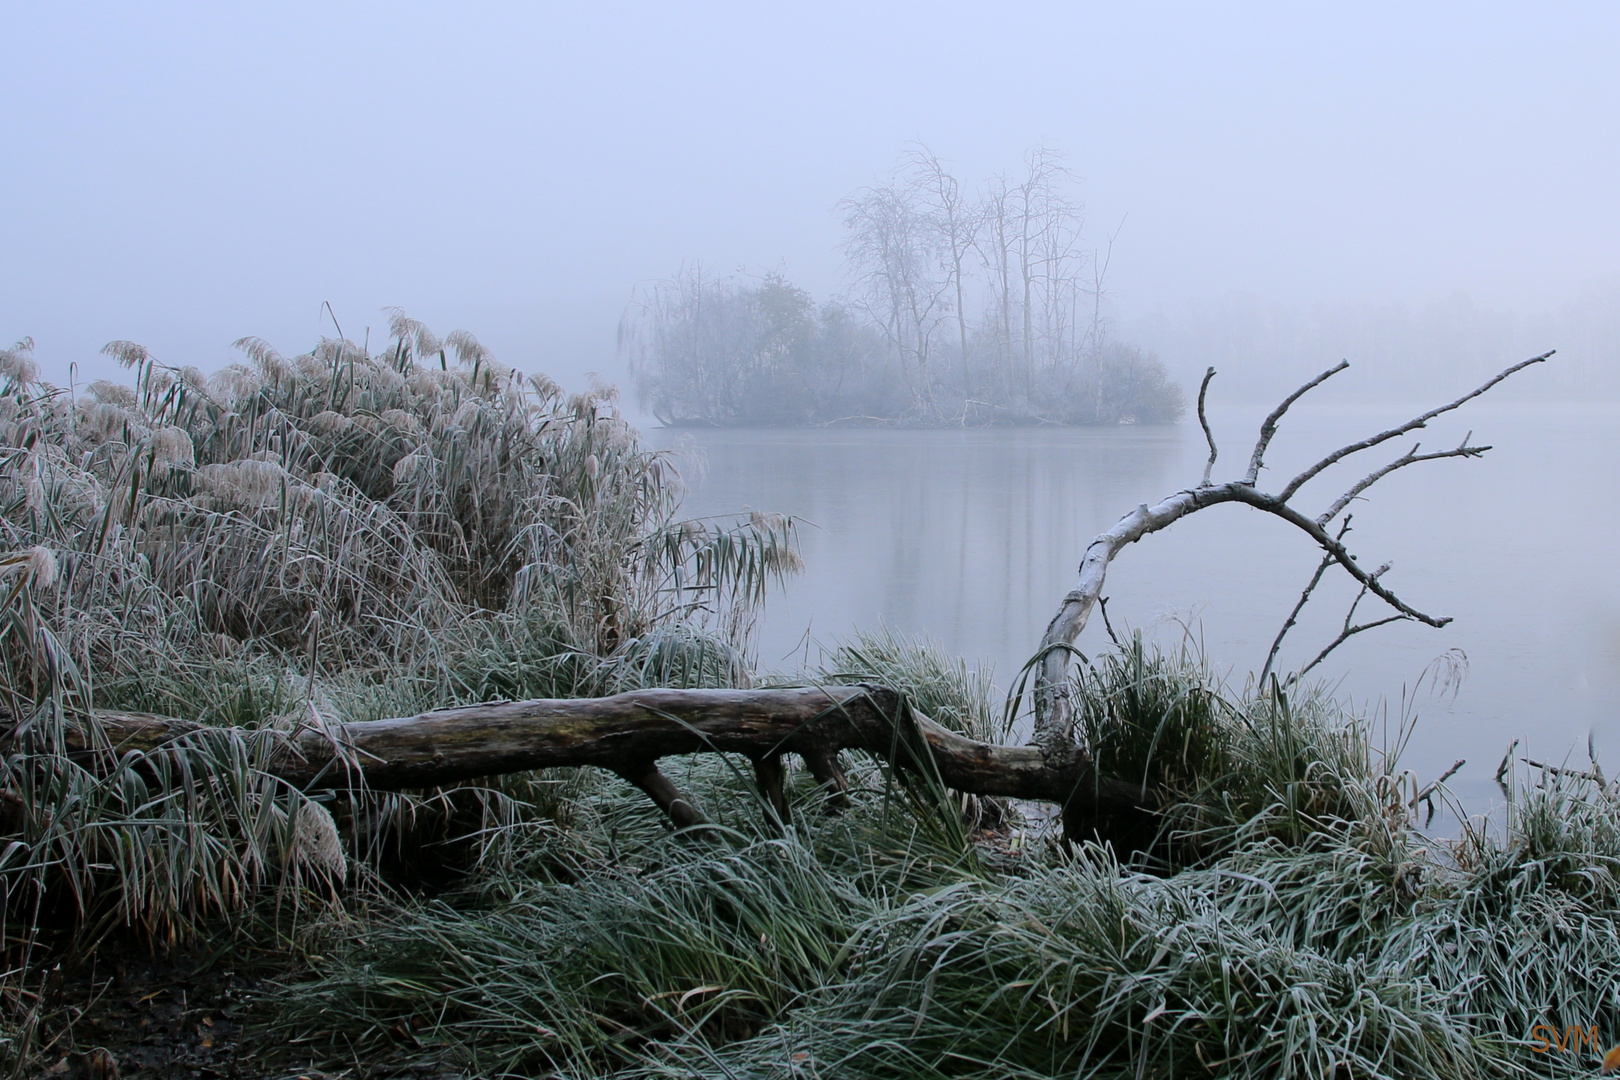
[652, 401, 1620, 817]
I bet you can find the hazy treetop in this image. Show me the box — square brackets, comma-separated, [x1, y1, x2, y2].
[2, 3, 1616, 403]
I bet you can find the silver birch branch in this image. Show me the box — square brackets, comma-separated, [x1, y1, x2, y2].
[1031, 353, 1552, 760]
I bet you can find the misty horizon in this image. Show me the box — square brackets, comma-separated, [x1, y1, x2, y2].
[4, 4, 1616, 408]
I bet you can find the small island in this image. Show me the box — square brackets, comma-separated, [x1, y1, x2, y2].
[622, 149, 1185, 428]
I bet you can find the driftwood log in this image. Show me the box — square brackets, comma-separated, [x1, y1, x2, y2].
[52, 685, 1152, 837]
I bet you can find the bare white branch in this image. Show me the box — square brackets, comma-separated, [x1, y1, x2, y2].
[1259, 517, 1351, 685]
[1244, 360, 1349, 484]
[1197, 366, 1218, 486]
[1031, 352, 1551, 760]
[1317, 435, 1491, 525]
[1279, 351, 1552, 502]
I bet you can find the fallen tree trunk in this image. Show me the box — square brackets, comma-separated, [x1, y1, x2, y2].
[43, 685, 1152, 835]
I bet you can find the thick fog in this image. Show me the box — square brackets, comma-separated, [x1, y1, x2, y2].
[3, 3, 1617, 401]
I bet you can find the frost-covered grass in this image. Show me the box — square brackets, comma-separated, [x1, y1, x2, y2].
[273, 643, 1620, 1079]
[0, 326, 1611, 1077]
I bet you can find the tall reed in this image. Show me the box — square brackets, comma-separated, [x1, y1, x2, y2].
[0, 322, 797, 952]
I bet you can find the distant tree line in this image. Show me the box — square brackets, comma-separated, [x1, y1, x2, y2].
[623, 147, 1185, 427]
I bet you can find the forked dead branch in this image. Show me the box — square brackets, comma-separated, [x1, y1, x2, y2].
[19, 352, 1552, 839]
[1029, 351, 1552, 765]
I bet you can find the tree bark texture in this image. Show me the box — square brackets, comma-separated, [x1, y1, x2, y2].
[34, 685, 1151, 834]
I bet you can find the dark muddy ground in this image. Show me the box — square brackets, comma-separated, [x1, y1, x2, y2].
[27, 943, 461, 1080]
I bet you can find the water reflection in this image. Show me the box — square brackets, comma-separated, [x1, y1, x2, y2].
[662, 427, 1177, 672]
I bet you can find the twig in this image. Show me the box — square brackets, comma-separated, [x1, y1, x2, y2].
[1259, 517, 1351, 685]
[1412, 759, 1466, 807]
[1524, 758, 1606, 785]
[1342, 564, 1388, 627]
[1296, 613, 1408, 681]
[1495, 739, 1518, 800]
[1291, 564, 1410, 679]
[1098, 595, 1123, 649]
[1412, 758, 1465, 827]
[1244, 360, 1349, 484]
[1278, 351, 1553, 502]
[1318, 434, 1492, 526]
[1197, 367, 1218, 486]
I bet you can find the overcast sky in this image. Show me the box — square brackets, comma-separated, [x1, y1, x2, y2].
[3, 2, 1616, 394]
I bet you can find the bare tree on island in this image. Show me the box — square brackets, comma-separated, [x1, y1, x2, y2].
[627, 145, 1184, 427]
[903, 146, 981, 402]
[57, 353, 1552, 844]
[838, 179, 951, 413]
